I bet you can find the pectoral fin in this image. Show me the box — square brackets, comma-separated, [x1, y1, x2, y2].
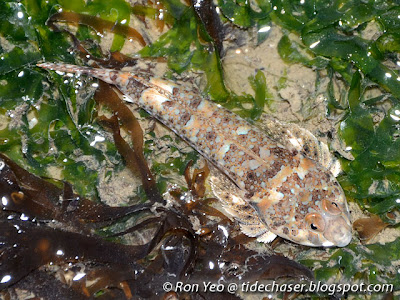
[209, 168, 276, 243]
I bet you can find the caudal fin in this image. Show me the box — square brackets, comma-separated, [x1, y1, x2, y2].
[37, 62, 133, 86]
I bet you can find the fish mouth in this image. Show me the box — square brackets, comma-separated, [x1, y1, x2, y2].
[324, 216, 352, 247]
[336, 232, 352, 247]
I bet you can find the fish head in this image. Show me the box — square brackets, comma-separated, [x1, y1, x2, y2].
[257, 163, 352, 247]
[299, 186, 352, 247]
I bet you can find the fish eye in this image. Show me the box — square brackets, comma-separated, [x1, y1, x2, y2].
[305, 213, 325, 232]
[322, 199, 342, 215]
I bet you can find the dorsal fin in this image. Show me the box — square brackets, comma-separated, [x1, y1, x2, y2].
[258, 116, 341, 176]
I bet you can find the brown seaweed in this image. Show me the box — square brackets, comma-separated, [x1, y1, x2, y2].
[6, 270, 89, 300]
[48, 11, 146, 47]
[94, 81, 163, 203]
[381, 292, 394, 300]
[47, 12, 140, 70]
[191, 0, 225, 56]
[184, 160, 210, 199]
[145, 0, 167, 33]
[1, 153, 314, 298]
[0, 153, 152, 226]
[0, 217, 148, 289]
[353, 215, 389, 243]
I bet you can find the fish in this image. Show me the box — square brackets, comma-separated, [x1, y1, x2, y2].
[37, 62, 352, 247]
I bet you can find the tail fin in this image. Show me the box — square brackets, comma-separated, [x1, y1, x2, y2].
[37, 62, 124, 85]
[37, 62, 149, 89]
[37, 62, 95, 74]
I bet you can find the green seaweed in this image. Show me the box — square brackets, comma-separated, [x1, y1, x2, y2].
[303, 112, 400, 293]
[299, 238, 400, 296]
[278, 35, 329, 69]
[0, 2, 41, 74]
[217, 0, 400, 220]
[338, 71, 400, 222]
[0, 0, 121, 197]
[273, 0, 400, 96]
[217, 0, 271, 28]
[223, 70, 272, 120]
[137, 0, 270, 119]
[138, 3, 230, 100]
[217, 0, 272, 43]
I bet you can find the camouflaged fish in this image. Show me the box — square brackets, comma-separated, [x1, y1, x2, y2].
[37, 62, 352, 247]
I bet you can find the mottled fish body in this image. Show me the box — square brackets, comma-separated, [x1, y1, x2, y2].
[38, 62, 352, 247]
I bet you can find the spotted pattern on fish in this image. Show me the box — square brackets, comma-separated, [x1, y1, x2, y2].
[37, 62, 352, 247]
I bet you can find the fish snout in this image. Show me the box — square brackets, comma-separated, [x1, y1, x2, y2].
[324, 216, 352, 247]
